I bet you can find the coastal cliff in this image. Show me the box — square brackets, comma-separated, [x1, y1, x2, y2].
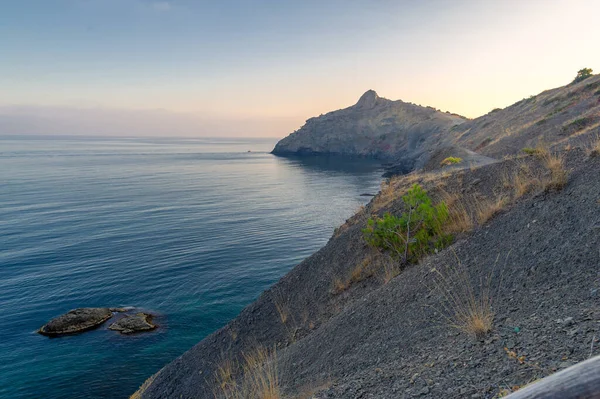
[135, 75, 600, 399]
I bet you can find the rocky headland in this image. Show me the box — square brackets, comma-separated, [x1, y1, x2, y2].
[273, 75, 600, 176]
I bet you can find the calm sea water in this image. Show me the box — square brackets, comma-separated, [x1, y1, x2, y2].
[0, 136, 383, 399]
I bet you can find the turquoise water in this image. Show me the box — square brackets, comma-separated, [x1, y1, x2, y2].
[0, 136, 382, 399]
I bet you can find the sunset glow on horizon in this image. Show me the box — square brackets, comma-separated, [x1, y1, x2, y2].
[2, 0, 600, 137]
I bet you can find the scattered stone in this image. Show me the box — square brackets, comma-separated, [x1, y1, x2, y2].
[109, 313, 156, 334]
[38, 308, 114, 336]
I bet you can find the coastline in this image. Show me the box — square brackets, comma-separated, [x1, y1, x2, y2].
[136, 148, 600, 398]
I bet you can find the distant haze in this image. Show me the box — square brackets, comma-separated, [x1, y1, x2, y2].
[1, 0, 599, 137]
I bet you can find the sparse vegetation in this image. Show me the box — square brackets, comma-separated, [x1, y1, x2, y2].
[381, 256, 400, 284]
[572, 67, 593, 84]
[431, 255, 497, 339]
[438, 190, 474, 234]
[440, 157, 463, 166]
[332, 257, 376, 294]
[563, 116, 597, 133]
[542, 152, 568, 191]
[214, 347, 281, 399]
[363, 184, 451, 263]
[274, 299, 289, 325]
[273, 293, 300, 343]
[521, 147, 540, 156]
[130, 372, 160, 399]
[476, 196, 508, 225]
[505, 162, 544, 199]
[589, 135, 600, 157]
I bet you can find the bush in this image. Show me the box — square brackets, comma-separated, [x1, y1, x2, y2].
[521, 147, 540, 156]
[363, 184, 451, 263]
[440, 157, 463, 166]
[573, 68, 593, 84]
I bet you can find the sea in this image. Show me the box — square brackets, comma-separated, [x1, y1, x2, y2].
[0, 136, 383, 399]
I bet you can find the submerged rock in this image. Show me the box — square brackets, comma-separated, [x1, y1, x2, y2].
[109, 313, 156, 334]
[38, 308, 114, 336]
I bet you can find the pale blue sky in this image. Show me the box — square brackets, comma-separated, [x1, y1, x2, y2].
[1, 0, 599, 136]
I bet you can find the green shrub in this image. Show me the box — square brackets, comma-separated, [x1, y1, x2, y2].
[522, 147, 539, 155]
[363, 184, 451, 263]
[440, 157, 463, 166]
[573, 68, 593, 84]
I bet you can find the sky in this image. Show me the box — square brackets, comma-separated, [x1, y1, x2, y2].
[1, 0, 600, 137]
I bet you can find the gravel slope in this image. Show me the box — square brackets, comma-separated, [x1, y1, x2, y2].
[139, 149, 600, 398]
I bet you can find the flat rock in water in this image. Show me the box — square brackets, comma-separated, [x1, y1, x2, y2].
[109, 313, 156, 334]
[39, 308, 114, 336]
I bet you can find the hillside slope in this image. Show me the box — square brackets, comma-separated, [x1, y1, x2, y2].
[138, 148, 600, 398]
[453, 74, 600, 158]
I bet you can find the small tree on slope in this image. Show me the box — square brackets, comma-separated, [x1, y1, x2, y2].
[363, 184, 451, 264]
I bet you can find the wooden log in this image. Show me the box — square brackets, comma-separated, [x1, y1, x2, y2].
[506, 355, 600, 398]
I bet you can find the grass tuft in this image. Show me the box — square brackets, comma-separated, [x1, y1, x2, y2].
[475, 197, 507, 225]
[431, 254, 499, 339]
[213, 347, 281, 399]
[542, 152, 568, 191]
[588, 134, 600, 157]
[130, 371, 160, 399]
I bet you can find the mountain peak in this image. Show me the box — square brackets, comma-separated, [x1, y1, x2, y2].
[355, 90, 379, 109]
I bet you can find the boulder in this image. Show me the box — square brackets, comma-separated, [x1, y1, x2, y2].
[109, 313, 156, 334]
[39, 307, 114, 336]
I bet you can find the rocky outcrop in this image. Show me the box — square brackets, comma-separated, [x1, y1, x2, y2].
[272, 90, 467, 167]
[38, 308, 115, 336]
[109, 313, 156, 334]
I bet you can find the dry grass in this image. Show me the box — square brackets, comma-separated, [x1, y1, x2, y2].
[331, 277, 349, 295]
[371, 179, 398, 212]
[274, 299, 289, 325]
[431, 255, 499, 339]
[511, 164, 544, 199]
[130, 371, 160, 399]
[214, 347, 281, 399]
[215, 358, 237, 394]
[588, 134, 600, 157]
[381, 256, 400, 284]
[293, 378, 334, 399]
[331, 256, 376, 294]
[475, 196, 507, 225]
[512, 171, 533, 198]
[541, 152, 568, 191]
[273, 293, 300, 343]
[438, 190, 474, 234]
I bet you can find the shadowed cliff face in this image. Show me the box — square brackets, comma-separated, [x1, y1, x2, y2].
[271, 90, 467, 167]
